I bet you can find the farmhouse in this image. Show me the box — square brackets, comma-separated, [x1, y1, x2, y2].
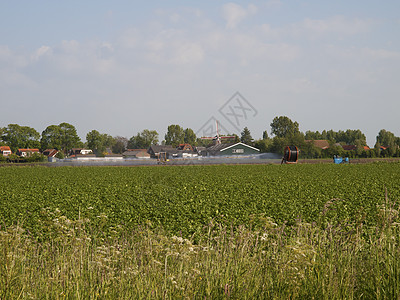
[17, 148, 40, 157]
[205, 142, 260, 156]
[42, 149, 59, 157]
[0, 146, 12, 156]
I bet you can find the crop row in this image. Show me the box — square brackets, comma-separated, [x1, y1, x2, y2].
[1, 163, 399, 237]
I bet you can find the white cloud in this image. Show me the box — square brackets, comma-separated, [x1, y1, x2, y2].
[222, 3, 257, 29]
[32, 45, 52, 61]
[301, 15, 372, 36]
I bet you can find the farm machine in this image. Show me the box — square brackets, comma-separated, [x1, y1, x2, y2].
[281, 146, 299, 164]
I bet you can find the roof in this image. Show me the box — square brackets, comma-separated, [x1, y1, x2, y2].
[18, 148, 40, 152]
[148, 145, 175, 154]
[43, 149, 59, 157]
[305, 140, 330, 149]
[123, 149, 150, 157]
[207, 142, 260, 153]
[342, 145, 357, 151]
[0, 146, 11, 151]
[206, 143, 235, 152]
[363, 146, 370, 150]
[220, 142, 260, 152]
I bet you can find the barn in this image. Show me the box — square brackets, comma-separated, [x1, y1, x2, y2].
[205, 142, 260, 156]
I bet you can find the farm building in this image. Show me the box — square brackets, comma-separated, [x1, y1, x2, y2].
[69, 148, 93, 156]
[205, 142, 260, 156]
[42, 149, 59, 157]
[0, 146, 12, 156]
[17, 149, 40, 157]
[123, 149, 150, 159]
[305, 140, 330, 149]
[147, 145, 177, 159]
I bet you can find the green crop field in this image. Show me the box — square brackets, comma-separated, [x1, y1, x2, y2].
[1, 163, 400, 299]
[1, 163, 399, 236]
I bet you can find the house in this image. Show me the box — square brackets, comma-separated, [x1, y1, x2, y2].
[0, 146, 12, 156]
[42, 149, 59, 157]
[122, 149, 151, 159]
[69, 148, 93, 156]
[177, 144, 194, 152]
[17, 148, 40, 157]
[147, 145, 177, 159]
[205, 142, 260, 156]
[305, 140, 330, 150]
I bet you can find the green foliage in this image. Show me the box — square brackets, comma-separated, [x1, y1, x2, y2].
[240, 127, 253, 145]
[165, 125, 184, 147]
[1, 165, 400, 298]
[86, 130, 114, 155]
[112, 136, 128, 154]
[25, 153, 46, 163]
[305, 129, 367, 146]
[55, 151, 64, 159]
[270, 116, 300, 138]
[1, 124, 40, 152]
[128, 129, 159, 149]
[1, 163, 400, 238]
[40, 125, 63, 150]
[184, 128, 197, 145]
[59, 122, 82, 153]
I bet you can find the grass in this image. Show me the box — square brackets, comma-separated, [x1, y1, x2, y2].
[1, 192, 399, 299]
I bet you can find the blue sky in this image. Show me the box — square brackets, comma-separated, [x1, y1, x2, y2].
[1, 1, 399, 146]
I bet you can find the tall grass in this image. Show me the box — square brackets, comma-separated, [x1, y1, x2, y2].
[1, 195, 399, 299]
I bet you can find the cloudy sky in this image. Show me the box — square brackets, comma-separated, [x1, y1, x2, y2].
[1, 1, 399, 146]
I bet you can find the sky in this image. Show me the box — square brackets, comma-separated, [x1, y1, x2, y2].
[1, 1, 399, 146]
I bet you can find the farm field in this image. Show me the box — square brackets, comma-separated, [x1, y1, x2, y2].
[1, 163, 399, 235]
[1, 163, 400, 298]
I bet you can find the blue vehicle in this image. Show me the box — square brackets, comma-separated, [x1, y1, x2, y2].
[333, 155, 349, 164]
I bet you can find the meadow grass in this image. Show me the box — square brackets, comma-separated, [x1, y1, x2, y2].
[1, 193, 399, 299]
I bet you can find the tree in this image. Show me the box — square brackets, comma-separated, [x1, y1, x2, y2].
[86, 130, 115, 155]
[270, 116, 300, 138]
[262, 130, 269, 140]
[86, 130, 104, 154]
[112, 136, 128, 154]
[41, 125, 63, 150]
[240, 127, 253, 145]
[1, 124, 40, 153]
[59, 122, 81, 153]
[184, 128, 197, 145]
[165, 125, 184, 147]
[254, 138, 272, 153]
[128, 129, 159, 149]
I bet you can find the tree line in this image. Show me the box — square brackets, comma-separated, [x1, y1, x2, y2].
[1, 117, 400, 158]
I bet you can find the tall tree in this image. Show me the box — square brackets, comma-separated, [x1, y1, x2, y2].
[41, 125, 63, 150]
[1, 124, 40, 152]
[128, 129, 159, 149]
[262, 130, 269, 140]
[86, 130, 115, 155]
[86, 130, 104, 153]
[165, 125, 184, 147]
[240, 127, 253, 145]
[59, 122, 81, 153]
[112, 136, 128, 154]
[270, 116, 300, 138]
[184, 128, 197, 145]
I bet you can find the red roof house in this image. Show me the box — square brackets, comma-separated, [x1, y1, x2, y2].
[0, 146, 12, 156]
[17, 149, 40, 157]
